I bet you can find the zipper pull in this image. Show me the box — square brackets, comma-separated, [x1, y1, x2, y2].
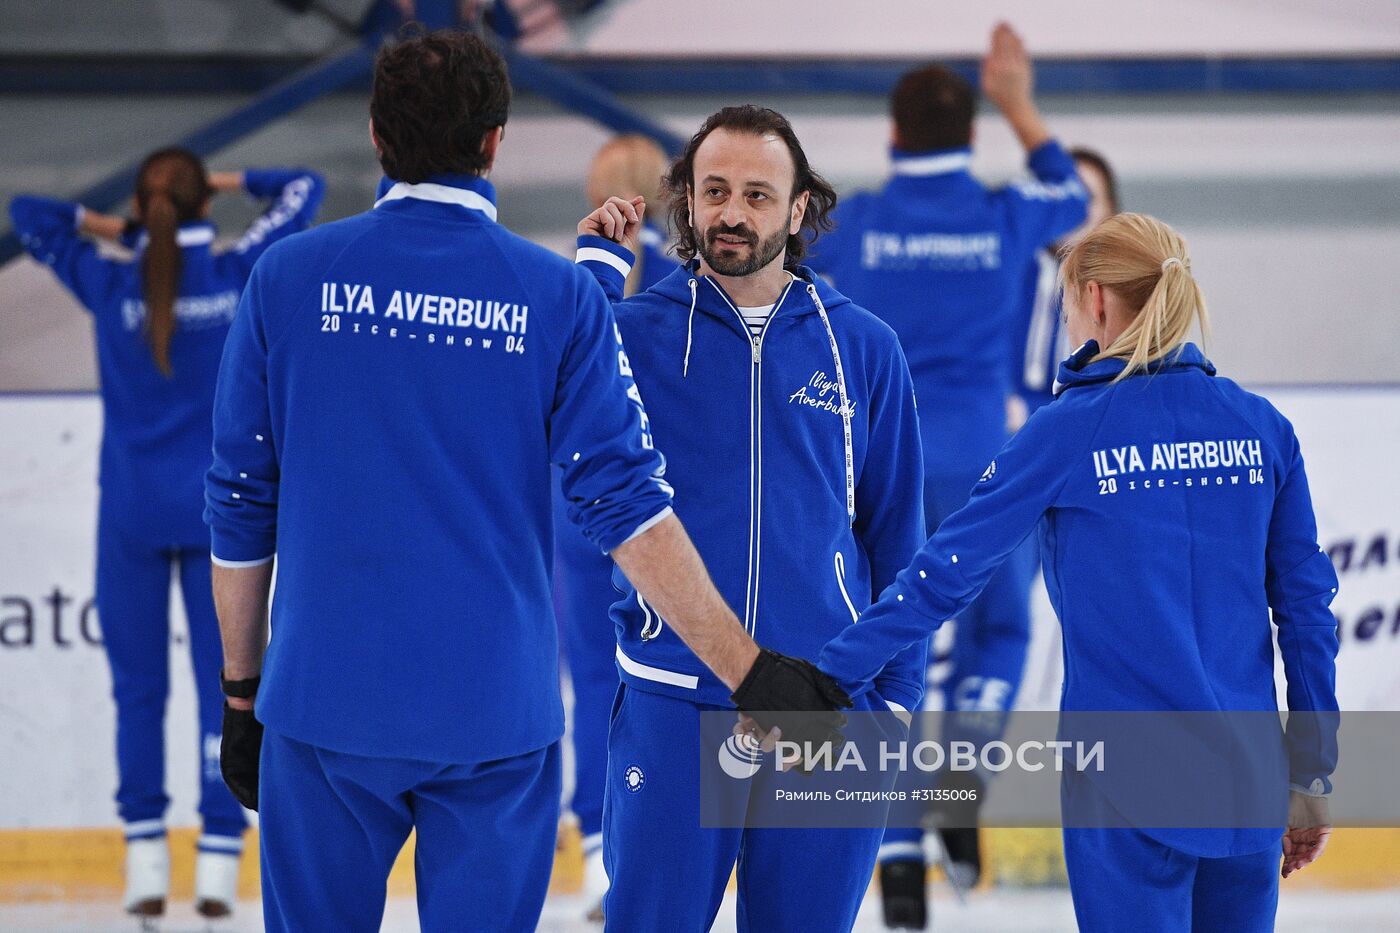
[751, 340, 762, 364]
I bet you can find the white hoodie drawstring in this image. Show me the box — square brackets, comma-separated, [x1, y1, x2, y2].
[808, 283, 856, 526]
[683, 278, 698, 378]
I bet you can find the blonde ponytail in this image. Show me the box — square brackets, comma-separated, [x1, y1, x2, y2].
[1061, 212, 1210, 382]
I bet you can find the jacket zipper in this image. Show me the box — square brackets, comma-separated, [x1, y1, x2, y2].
[706, 276, 796, 637]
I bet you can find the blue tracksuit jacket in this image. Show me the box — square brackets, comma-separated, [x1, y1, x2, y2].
[818, 342, 1341, 851]
[10, 169, 324, 544]
[204, 175, 673, 764]
[551, 226, 676, 580]
[807, 142, 1088, 479]
[634, 223, 680, 291]
[576, 235, 930, 713]
[550, 224, 677, 650]
[1013, 247, 1071, 414]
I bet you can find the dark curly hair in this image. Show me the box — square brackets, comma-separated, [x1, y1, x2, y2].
[891, 64, 975, 152]
[369, 27, 511, 182]
[1070, 146, 1121, 213]
[665, 106, 837, 268]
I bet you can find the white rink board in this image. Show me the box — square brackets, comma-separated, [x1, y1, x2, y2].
[0, 397, 206, 830]
[0, 387, 1396, 828]
[1267, 389, 1400, 710]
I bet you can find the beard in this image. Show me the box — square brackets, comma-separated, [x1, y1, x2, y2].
[696, 221, 789, 277]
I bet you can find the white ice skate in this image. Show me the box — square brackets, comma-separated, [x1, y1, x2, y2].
[122, 836, 169, 918]
[194, 849, 240, 918]
[582, 845, 609, 923]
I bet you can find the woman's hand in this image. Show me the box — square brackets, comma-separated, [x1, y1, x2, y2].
[76, 207, 130, 242]
[207, 171, 246, 193]
[1281, 790, 1331, 878]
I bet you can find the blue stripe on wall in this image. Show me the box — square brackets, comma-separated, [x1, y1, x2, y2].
[564, 56, 1400, 95]
[1, 55, 1398, 96]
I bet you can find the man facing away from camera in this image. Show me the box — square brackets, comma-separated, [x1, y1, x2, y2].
[806, 23, 1088, 927]
[204, 31, 845, 933]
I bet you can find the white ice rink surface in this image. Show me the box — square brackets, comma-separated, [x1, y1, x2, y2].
[3, 887, 1399, 932]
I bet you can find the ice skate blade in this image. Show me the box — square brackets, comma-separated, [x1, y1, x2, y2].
[126, 896, 164, 917]
[196, 897, 233, 918]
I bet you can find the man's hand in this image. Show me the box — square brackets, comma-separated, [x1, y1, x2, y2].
[1281, 791, 1332, 878]
[979, 22, 1050, 151]
[735, 714, 781, 752]
[980, 22, 1033, 112]
[731, 647, 852, 754]
[211, 561, 272, 810]
[578, 195, 646, 254]
[221, 703, 263, 811]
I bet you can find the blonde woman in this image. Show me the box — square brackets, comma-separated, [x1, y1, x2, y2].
[815, 212, 1338, 931]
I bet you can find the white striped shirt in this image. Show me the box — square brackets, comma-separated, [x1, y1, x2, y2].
[737, 302, 774, 338]
[734, 273, 796, 340]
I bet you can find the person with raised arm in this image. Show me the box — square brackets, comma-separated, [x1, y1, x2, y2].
[10, 150, 324, 919]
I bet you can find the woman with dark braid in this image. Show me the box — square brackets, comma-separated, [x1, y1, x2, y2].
[10, 149, 323, 919]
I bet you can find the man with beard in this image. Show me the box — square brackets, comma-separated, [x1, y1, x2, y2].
[575, 106, 929, 930]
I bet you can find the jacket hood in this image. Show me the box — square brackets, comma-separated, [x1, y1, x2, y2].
[1054, 341, 1216, 395]
[648, 261, 852, 320]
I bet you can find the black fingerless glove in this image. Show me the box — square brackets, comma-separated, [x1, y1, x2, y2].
[221, 704, 264, 812]
[731, 648, 853, 751]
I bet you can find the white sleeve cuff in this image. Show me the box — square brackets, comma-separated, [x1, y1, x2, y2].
[885, 700, 913, 727]
[576, 246, 633, 278]
[1290, 780, 1330, 798]
[612, 506, 675, 551]
[211, 553, 275, 569]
